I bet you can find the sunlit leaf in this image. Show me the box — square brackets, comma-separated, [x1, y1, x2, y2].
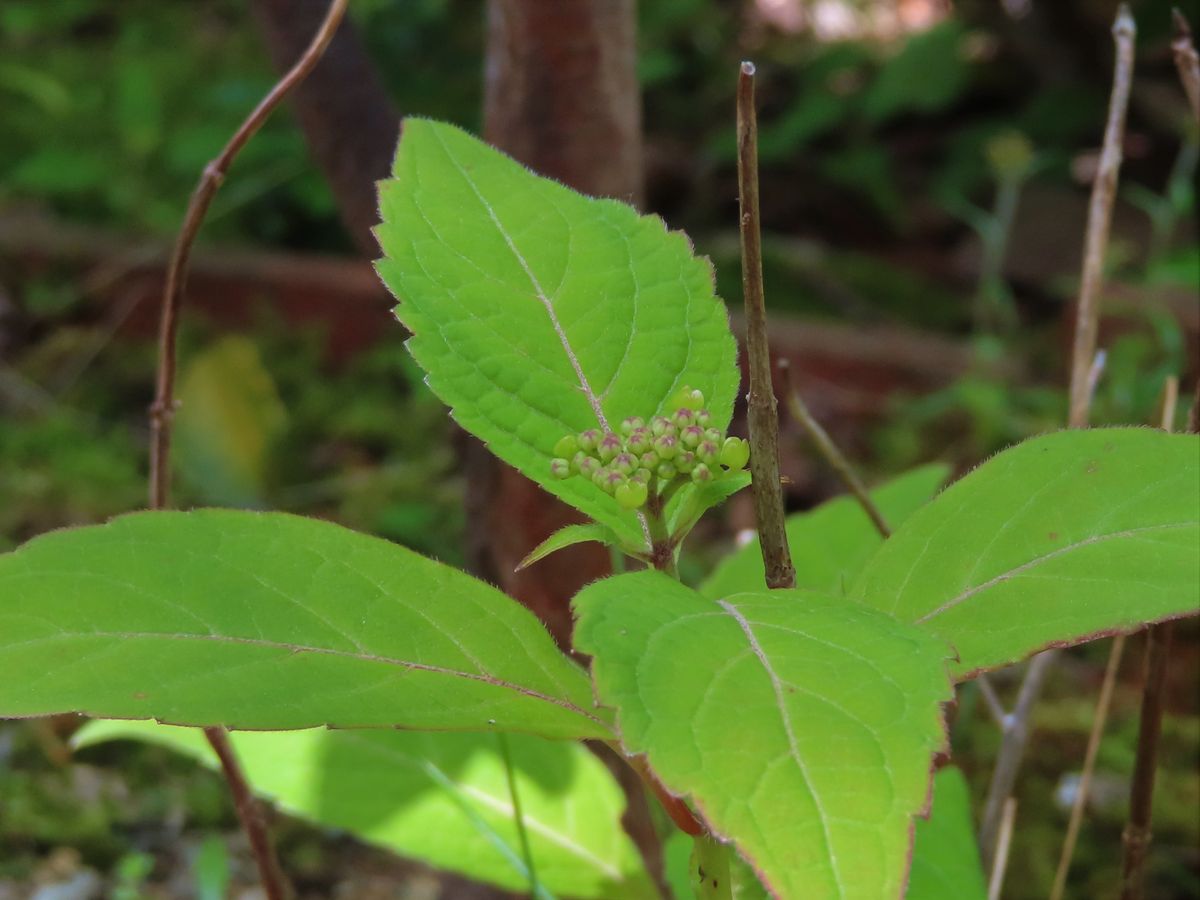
[574, 570, 953, 899]
[852, 429, 1200, 678]
[74, 721, 653, 898]
[0, 510, 610, 739]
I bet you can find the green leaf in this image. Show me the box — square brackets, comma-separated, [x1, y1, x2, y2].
[667, 470, 753, 541]
[74, 721, 654, 899]
[175, 335, 287, 507]
[574, 571, 954, 899]
[907, 767, 986, 900]
[701, 464, 949, 599]
[851, 429, 1200, 678]
[0, 510, 611, 739]
[517, 523, 632, 571]
[375, 119, 739, 544]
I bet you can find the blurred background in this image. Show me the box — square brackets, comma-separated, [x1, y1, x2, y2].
[0, 0, 1197, 897]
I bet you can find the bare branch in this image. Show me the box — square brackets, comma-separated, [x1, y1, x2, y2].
[1119, 375, 1183, 900]
[1050, 633, 1127, 899]
[779, 359, 890, 538]
[987, 797, 1018, 900]
[146, 1, 350, 895]
[1067, 4, 1136, 429]
[736, 61, 794, 590]
[1172, 9, 1200, 122]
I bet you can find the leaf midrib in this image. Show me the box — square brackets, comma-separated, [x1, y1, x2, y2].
[6, 630, 609, 730]
[914, 521, 1194, 624]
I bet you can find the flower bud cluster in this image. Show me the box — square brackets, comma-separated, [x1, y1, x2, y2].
[549, 386, 750, 510]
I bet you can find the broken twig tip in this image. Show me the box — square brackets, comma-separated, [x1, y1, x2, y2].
[740, 60, 756, 77]
[1113, 3, 1136, 38]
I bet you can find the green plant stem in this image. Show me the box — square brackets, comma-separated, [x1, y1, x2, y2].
[690, 833, 734, 900]
[779, 359, 890, 538]
[145, 1, 350, 896]
[981, 5, 1136, 870]
[736, 60, 794, 591]
[497, 733, 542, 900]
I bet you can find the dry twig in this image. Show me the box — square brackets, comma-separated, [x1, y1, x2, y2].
[146, 1, 351, 896]
[736, 61, 794, 590]
[1172, 9, 1200, 121]
[779, 359, 890, 538]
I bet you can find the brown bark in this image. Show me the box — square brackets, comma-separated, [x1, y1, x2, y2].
[472, 0, 643, 645]
[250, 0, 400, 255]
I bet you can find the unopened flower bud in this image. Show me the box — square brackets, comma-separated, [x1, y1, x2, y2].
[656, 461, 677, 481]
[672, 407, 696, 429]
[597, 432, 623, 462]
[576, 454, 600, 477]
[578, 429, 601, 452]
[675, 450, 697, 473]
[601, 470, 626, 495]
[639, 450, 660, 470]
[612, 452, 637, 475]
[550, 458, 571, 479]
[631, 467, 653, 485]
[620, 416, 645, 436]
[669, 385, 705, 411]
[697, 439, 720, 464]
[695, 408, 712, 428]
[554, 434, 579, 458]
[627, 428, 652, 454]
[719, 436, 750, 470]
[704, 428, 722, 445]
[650, 416, 673, 437]
[691, 463, 713, 484]
[592, 466, 612, 488]
[615, 480, 649, 509]
[653, 434, 679, 459]
[680, 424, 705, 448]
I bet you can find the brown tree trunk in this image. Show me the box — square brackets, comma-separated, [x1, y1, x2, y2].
[470, 0, 643, 646]
[250, 0, 400, 255]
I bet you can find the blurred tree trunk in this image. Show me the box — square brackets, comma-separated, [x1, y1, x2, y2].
[469, 0, 643, 645]
[250, 0, 400, 255]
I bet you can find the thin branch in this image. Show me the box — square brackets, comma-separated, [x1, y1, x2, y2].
[146, 1, 350, 896]
[1067, 4, 1136, 429]
[736, 61, 794, 590]
[1172, 9, 1200, 122]
[779, 359, 890, 538]
[976, 674, 1010, 731]
[981, 6, 1137, 866]
[1119, 376, 1183, 900]
[1049, 633, 1127, 900]
[987, 797, 1018, 900]
[149, 0, 351, 508]
[979, 650, 1055, 867]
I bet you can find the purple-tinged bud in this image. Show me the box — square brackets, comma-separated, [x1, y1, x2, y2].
[704, 428, 723, 445]
[656, 461, 677, 481]
[639, 450, 660, 470]
[697, 439, 720, 464]
[612, 452, 638, 475]
[555, 434, 579, 458]
[550, 458, 571, 479]
[578, 429, 601, 452]
[680, 424, 705, 448]
[627, 427, 652, 454]
[615, 480, 649, 509]
[691, 463, 713, 484]
[695, 409, 712, 428]
[650, 416, 673, 437]
[576, 454, 600, 477]
[674, 450, 697, 473]
[592, 466, 611, 489]
[601, 470, 626, 495]
[631, 467, 653, 485]
[597, 432, 623, 462]
[719, 436, 750, 470]
[672, 407, 696, 429]
[620, 416, 645, 436]
[653, 434, 679, 460]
